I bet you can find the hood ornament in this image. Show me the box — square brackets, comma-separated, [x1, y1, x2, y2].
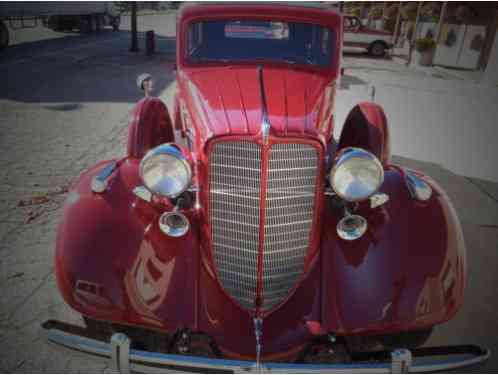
[258, 66, 271, 144]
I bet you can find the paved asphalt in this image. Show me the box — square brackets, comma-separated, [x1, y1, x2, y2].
[0, 13, 497, 373]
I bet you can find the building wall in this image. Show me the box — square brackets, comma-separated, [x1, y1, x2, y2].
[482, 31, 498, 86]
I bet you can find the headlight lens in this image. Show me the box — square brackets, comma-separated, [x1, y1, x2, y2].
[329, 147, 384, 202]
[139, 144, 191, 198]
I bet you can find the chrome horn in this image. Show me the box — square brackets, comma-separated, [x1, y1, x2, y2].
[159, 211, 189, 237]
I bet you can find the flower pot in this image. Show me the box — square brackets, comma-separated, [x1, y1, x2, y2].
[417, 48, 435, 66]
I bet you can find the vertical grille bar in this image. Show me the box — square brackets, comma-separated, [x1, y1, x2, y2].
[209, 140, 318, 312]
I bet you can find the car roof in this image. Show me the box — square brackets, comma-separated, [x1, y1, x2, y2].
[178, 2, 342, 25]
[180, 2, 340, 12]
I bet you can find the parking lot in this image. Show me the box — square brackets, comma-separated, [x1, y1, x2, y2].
[0, 13, 497, 372]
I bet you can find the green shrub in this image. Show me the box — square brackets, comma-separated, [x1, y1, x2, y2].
[415, 38, 436, 52]
[369, 7, 383, 20]
[402, 3, 419, 21]
[350, 7, 361, 18]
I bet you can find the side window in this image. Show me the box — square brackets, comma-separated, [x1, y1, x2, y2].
[344, 17, 359, 31]
[314, 26, 332, 65]
[351, 18, 359, 30]
[344, 17, 350, 29]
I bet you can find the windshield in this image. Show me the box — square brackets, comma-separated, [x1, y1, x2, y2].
[186, 20, 334, 67]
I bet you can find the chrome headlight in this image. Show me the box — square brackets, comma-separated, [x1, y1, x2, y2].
[329, 147, 384, 202]
[139, 144, 191, 198]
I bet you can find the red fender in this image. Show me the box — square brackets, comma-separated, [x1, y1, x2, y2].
[321, 167, 466, 335]
[127, 97, 175, 159]
[55, 159, 199, 329]
[338, 102, 391, 165]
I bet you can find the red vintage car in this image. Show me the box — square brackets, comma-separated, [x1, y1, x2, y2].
[43, 3, 489, 373]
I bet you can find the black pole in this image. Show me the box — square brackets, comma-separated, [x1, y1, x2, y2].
[130, 2, 139, 52]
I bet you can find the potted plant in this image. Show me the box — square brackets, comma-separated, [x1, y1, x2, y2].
[415, 37, 437, 66]
[350, 7, 361, 18]
[368, 6, 383, 29]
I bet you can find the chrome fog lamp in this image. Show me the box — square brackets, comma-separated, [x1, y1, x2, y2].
[139, 144, 191, 198]
[337, 214, 367, 240]
[329, 147, 384, 202]
[159, 211, 189, 237]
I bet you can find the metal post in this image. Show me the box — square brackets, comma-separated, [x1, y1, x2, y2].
[129, 2, 139, 52]
[479, 4, 498, 71]
[407, 2, 423, 66]
[411, 2, 423, 46]
[393, 2, 403, 46]
[435, 2, 448, 43]
[381, 1, 388, 31]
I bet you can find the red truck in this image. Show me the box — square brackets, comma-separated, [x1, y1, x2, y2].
[0, 1, 120, 49]
[343, 15, 393, 57]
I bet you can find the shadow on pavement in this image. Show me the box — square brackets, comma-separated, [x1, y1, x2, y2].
[340, 74, 366, 90]
[343, 50, 393, 61]
[0, 30, 176, 104]
[1, 29, 115, 61]
[43, 103, 84, 111]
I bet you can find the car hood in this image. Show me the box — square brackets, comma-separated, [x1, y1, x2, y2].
[181, 66, 335, 142]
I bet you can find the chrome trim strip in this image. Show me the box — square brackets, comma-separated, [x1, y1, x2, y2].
[44, 327, 491, 374]
[370, 192, 389, 209]
[91, 161, 118, 193]
[405, 171, 432, 201]
[133, 185, 152, 202]
[258, 66, 271, 143]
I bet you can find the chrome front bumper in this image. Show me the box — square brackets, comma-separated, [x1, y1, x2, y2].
[42, 322, 490, 373]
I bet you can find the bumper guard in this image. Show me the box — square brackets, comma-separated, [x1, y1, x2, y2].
[42, 321, 490, 373]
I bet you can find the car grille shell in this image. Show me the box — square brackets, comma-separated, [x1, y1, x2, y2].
[208, 139, 319, 312]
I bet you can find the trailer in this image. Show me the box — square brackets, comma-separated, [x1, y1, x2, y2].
[0, 1, 120, 49]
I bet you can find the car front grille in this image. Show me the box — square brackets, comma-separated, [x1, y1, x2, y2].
[209, 140, 319, 312]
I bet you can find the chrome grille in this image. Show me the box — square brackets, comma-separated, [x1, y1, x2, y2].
[263, 144, 318, 310]
[209, 140, 318, 312]
[210, 141, 262, 310]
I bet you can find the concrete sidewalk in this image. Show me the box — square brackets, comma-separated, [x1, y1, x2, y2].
[0, 15, 177, 372]
[340, 52, 498, 183]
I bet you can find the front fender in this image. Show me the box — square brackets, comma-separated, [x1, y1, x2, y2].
[338, 102, 391, 165]
[321, 166, 466, 335]
[55, 158, 199, 330]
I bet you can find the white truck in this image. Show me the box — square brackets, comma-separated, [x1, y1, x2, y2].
[0, 1, 120, 49]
